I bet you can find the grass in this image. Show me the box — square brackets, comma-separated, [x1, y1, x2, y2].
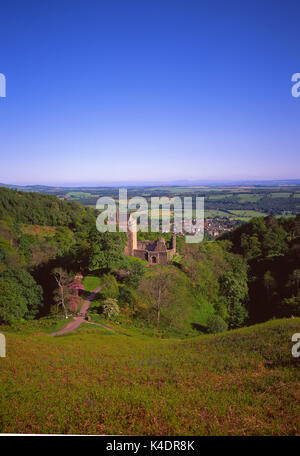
[82, 275, 101, 292]
[78, 275, 102, 311]
[0, 316, 75, 335]
[0, 318, 299, 435]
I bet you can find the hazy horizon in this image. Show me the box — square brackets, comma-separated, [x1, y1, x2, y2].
[2, 178, 300, 188]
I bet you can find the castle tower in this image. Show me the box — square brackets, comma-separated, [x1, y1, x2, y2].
[126, 214, 137, 256]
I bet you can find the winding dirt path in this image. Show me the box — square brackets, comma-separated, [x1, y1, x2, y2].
[84, 320, 113, 331]
[51, 285, 102, 336]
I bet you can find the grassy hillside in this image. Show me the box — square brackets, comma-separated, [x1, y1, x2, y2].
[0, 318, 299, 435]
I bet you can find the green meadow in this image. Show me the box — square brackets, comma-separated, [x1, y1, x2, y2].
[227, 210, 268, 220]
[237, 194, 263, 202]
[0, 318, 299, 435]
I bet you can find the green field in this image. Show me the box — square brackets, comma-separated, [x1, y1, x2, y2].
[237, 194, 262, 202]
[206, 194, 231, 200]
[66, 192, 94, 199]
[227, 210, 268, 220]
[270, 193, 291, 198]
[0, 318, 299, 435]
[203, 210, 230, 218]
[203, 209, 268, 220]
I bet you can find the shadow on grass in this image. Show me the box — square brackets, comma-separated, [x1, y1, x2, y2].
[191, 322, 209, 334]
[80, 290, 102, 300]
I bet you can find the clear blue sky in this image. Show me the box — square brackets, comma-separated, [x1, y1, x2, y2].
[0, 0, 300, 185]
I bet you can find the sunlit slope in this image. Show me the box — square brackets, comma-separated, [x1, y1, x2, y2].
[0, 318, 299, 435]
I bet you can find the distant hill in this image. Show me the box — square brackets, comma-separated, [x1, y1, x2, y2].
[0, 186, 95, 227]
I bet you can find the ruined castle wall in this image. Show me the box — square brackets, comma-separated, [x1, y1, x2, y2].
[157, 252, 168, 264]
[133, 249, 148, 261]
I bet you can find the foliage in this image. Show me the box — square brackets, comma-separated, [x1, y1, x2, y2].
[240, 233, 262, 259]
[0, 187, 95, 228]
[120, 256, 146, 288]
[138, 265, 195, 331]
[102, 298, 120, 319]
[277, 296, 300, 317]
[220, 214, 300, 323]
[219, 269, 248, 329]
[206, 314, 228, 333]
[0, 268, 42, 324]
[98, 274, 119, 301]
[86, 228, 127, 273]
[0, 278, 28, 324]
[0, 237, 23, 269]
[178, 239, 248, 329]
[118, 284, 141, 316]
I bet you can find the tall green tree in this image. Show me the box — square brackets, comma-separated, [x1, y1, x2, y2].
[0, 269, 42, 323]
[87, 229, 127, 273]
[139, 265, 194, 330]
[219, 257, 248, 329]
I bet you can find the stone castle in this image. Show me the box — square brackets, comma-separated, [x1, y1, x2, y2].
[124, 215, 176, 265]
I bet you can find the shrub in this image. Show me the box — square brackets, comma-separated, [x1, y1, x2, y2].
[99, 274, 119, 300]
[102, 298, 120, 319]
[206, 314, 228, 334]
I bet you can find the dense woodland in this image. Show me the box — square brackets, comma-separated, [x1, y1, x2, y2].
[0, 187, 299, 336]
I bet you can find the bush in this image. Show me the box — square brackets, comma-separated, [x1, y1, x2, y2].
[102, 298, 120, 319]
[206, 314, 228, 334]
[99, 274, 119, 300]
